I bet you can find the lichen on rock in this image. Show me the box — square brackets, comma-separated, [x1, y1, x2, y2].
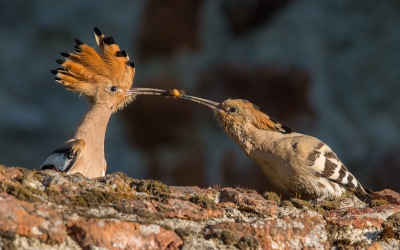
[0, 164, 400, 249]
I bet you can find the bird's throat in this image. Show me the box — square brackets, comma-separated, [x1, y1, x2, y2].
[72, 104, 113, 164]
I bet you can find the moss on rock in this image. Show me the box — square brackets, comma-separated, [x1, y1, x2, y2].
[0, 231, 16, 250]
[319, 199, 341, 211]
[189, 194, 217, 209]
[214, 230, 240, 245]
[280, 200, 294, 207]
[235, 187, 258, 194]
[236, 235, 259, 250]
[44, 187, 63, 204]
[370, 199, 389, 207]
[135, 179, 171, 198]
[262, 191, 281, 203]
[0, 181, 40, 202]
[334, 239, 368, 249]
[44, 185, 136, 208]
[290, 199, 324, 213]
[15, 168, 44, 186]
[382, 213, 400, 240]
[68, 188, 135, 207]
[175, 228, 192, 240]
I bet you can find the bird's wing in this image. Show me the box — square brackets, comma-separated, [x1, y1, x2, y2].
[42, 139, 86, 173]
[293, 136, 369, 196]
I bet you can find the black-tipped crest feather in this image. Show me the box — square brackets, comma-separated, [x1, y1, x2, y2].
[55, 59, 64, 65]
[126, 61, 135, 68]
[74, 38, 84, 45]
[93, 27, 102, 36]
[280, 125, 294, 134]
[115, 51, 124, 57]
[103, 36, 116, 45]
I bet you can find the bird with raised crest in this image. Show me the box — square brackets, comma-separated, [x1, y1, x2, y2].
[42, 27, 174, 178]
[179, 95, 373, 200]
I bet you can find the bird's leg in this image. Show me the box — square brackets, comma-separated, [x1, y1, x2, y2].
[290, 192, 301, 200]
[310, 194, 328, 204]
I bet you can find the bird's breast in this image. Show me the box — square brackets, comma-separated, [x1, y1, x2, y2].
[248, 148, 297, 193]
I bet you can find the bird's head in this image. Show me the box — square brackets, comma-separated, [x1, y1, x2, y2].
[180, 96, 293, 134]
[52, 27, 169, 112]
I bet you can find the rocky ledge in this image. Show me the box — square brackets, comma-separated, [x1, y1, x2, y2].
[0, 165, 399, 250]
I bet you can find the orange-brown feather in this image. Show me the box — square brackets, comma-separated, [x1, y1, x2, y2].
[55, 73, 79, 84]
[94, 31, 134, 89]
[64, 53, 80, 63]
[94, 30, 105, 48]
[61, 60, 96, 80]
[77, 44, 108, 73]
[54, 28, 135, 97]
[100, 44, 128, 83]
[249, 109, 278, 131]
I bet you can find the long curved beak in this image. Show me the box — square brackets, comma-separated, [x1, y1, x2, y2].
[180, 94, 224, 112]
[126, 88, 170, 96]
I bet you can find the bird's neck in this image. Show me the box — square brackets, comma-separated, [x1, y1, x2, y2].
[224, 123, 254, 154]
[224, 123, 283, 155]
[72, 103, 113, 151]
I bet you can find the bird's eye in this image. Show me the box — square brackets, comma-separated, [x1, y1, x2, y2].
[109, 86, 118, 92]
[228, 107, 237, 113]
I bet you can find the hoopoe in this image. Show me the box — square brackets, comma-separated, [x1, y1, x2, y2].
[179, 95, 372, 200]
[42, 27, 173, 178]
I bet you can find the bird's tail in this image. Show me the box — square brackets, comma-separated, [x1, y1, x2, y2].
[363, 187, 374, 199]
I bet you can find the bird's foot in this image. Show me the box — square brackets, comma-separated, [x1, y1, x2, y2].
[310, 194, 328, 204]
[290, 192, 302, 200]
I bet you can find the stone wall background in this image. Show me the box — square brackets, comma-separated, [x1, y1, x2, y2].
[1, 0, 400, 197]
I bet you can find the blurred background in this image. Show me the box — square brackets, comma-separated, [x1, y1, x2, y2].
[1, 0, 399, 197]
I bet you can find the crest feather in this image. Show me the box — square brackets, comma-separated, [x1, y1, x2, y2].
[249, 106, 293, 134]
[52, 27, 135, 96]
[250, 109, 278, 131]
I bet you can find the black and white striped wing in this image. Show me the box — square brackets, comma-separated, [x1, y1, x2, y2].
[41, 139, 86, 173]
[306, 140, 367, 196]
[42, 149, 77, 172]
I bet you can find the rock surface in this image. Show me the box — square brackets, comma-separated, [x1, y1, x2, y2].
[2, 0, 400, 196]
[1, 165, 400, 249]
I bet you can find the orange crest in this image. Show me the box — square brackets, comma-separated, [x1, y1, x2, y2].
[52, 27, 135, 96]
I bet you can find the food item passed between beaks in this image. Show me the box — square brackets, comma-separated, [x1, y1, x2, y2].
[168, 89, 186, 98]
